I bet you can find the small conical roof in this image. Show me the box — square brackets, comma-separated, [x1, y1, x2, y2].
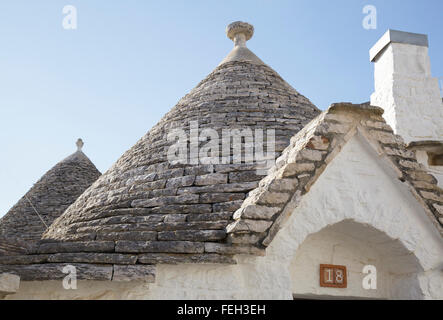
[43, 22, 321, 244]
[0, 139, 101, 242]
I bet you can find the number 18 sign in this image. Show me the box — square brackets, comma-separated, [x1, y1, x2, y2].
[320, 264, 347, 288]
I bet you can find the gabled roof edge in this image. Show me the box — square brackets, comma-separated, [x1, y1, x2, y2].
[227, 102, 443, 248]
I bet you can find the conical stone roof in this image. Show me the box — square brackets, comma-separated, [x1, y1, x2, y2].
[43, 22, 321, 246]
[0, 139, 101, 243]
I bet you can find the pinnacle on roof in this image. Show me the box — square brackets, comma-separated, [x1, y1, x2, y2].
[76, 138, 84, 151]
[219, 21, 264, 66]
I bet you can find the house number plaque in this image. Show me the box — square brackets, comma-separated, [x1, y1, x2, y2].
[320, 264, 347, 288]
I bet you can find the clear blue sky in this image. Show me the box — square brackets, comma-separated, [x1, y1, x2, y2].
[1, 0, 442, 217]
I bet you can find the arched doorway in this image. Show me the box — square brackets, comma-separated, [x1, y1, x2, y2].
[290, 220, 423, 299]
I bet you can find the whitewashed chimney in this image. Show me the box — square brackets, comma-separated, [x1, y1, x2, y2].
[370, 30, 443, 144]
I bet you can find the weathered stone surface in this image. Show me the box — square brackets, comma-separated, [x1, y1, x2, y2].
[37, 241, 115, 254]
[125, 173, 156, 185]
[323, 112, 354, 123]
[47, 253, 137, 265]
[233, 205, 280, 220]
[229, 233, 263, 244]
[77, 208, 157, 221]
[268, 178, 298, 192]
[282, 162, 315, 177]
[257, 191, 291, 205]
[411, 180, 440, 191]
[164, 214, 188, 223]
[420, 191, 442, 202]
[361, 119, 392, 131]
[226, 219, 272, 233]
[204, 243, 264, 255]
[96, 231, 157, 241]
[131, 179, 166, 192]
[399, 160, 422, 170]
[76, 221, 229, 235]
[0, 254, 49, 265]
[0, 263, 113, 281]
[0, 237, 38, 256]
[132, 194, 199, 208]
[383, 146, 415, 159]
[406, 170, 438, 184]
[186, 212, 233, 222]
[52, 233, 96, 242]
[137, 253, 235, 264]
[166, 175, 196, 188]
[158, 230, 226, 241]
[148, 188, 178, 198]
[229, 171, 263, 183]
[297, 149, 325, 162]
[177, 182, 258, 194]
[369, 130, 404, 145]
[195, 173, 228, 186]
[156, 168, 184, 180]
[112, 265, 155, 282]
[213, 200, 243, 212]
[115, 241, 205, 253]
[151, 204, 212, 214]
[317, 122, 350, 134]
[200, 193, 245, 203]
[214, 164, 258, 173]
[75, 214, 164, 227]
[184, 165, 214, 176]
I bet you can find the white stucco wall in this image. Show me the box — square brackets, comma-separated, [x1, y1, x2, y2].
[5, 133, 443, 300]
[370, 43, 443, 144]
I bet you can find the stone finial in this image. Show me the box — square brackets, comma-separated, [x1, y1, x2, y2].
[226, 21, 254, 46]
[76, 138, 84, 151]
[219, 21, 263, 66]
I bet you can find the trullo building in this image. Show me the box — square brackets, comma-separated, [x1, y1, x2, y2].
[0, 22, 442, 300]
[0, 139, 101, 252]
